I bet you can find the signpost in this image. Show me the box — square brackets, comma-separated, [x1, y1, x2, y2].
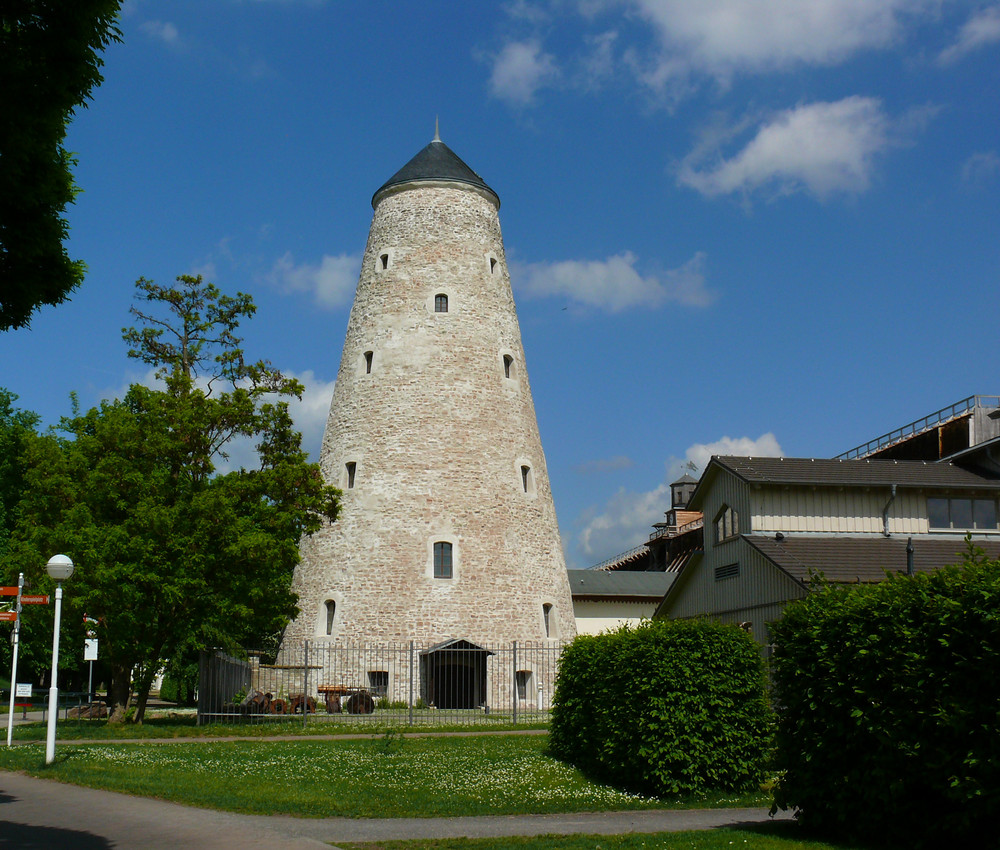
[5, 575, 52, 747]
[5, 574, 24, 747]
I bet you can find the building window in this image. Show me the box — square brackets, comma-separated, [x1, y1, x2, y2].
[379, 252, 389, 270]
[515, 670, 531, 700]
[364, 351, 373, 374]
[714, 505, 739, 543]
[325, 600, 336, 635]
[928, 497, 999, 530]
[346, 462, 356, 489]
[715, 563, 740, 581]
[521, 465, 531, 493]
[434, 293, 448, 313]
[542, 603, 554, 637]
[367, 671, 389, 698]
[503, 354, 513, 379]
[490, 257, 498, 274]
[433, 542, 453, 578]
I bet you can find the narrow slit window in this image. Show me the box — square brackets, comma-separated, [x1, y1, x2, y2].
[521, 465, 531, 493]
[433, 542, 453, 579]
[503, 354, 513, 379]
[364, 351, 373, 374]
[490, 257, 498, 274]
[380, 253, 389, 270]
[325, 600, 336, 635]
[542, 603, 553, 638]
[346, 462, 356, 489]
[434, 293, 448, 313]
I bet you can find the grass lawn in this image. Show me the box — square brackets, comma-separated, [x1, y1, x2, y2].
[0, 733, 768, 818]
[4, 714, 549, 740]
[336, 823, 861, 849]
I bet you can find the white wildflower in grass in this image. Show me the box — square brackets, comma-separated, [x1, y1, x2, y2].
[0, 735, 761, 819]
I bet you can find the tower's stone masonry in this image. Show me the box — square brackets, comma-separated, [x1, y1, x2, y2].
[284, 137, 576, 648]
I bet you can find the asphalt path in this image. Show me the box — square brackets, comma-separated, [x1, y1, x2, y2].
[0, 771, 792, 849]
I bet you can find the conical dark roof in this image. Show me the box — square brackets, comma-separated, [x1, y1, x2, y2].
[372, 137, 499, 209]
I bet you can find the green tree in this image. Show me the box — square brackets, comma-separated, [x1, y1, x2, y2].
[10, 275, 340, 721]
[0, 1, 123, 330]
[0, 391, 52, 686]
[0, 390, 40, 555]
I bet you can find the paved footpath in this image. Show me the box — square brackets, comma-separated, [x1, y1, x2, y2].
[0, 771, 790, 849]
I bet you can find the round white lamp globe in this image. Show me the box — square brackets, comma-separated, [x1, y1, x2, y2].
[46, 554, 74, 581]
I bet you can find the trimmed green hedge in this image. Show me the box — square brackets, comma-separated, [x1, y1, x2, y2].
[770, 551, 1000, 846]
[549, 619, 772, 796]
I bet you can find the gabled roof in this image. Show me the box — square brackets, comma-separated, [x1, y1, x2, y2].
[373, 137, 499, 209]
[689, 456, 1000, 509]
[420, 637, 494, 655]
[744, 534, 1000, 585]
[567, 569, 674, 600]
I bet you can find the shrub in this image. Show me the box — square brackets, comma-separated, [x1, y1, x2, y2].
[770, 550, 1000, 847]
[550, 619, 772, 796]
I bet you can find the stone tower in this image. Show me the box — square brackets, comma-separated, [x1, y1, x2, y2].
[284, 131, 576, 649]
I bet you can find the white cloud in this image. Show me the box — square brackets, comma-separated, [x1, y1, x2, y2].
[673, 432, 783, 475]
[939, 5, 1000, 64]
[514, 250, 714, 311]
[489, 39, 560, 105]
[140, 20, 180, 46]
[270, 252, 360, 309]
[678, 97, 895, 200]
[284, 369, 336, 460]
[961, 150, 1000, 183]
[574, 432, 782, 565]
[621, 0, 924, 85]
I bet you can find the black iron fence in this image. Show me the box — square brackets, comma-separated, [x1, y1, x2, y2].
[198, 639, 567, 726]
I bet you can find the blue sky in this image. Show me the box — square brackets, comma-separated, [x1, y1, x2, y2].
[2, 0, 999, 568]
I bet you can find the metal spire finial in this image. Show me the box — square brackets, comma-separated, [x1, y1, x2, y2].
[433, 116, 440, 142]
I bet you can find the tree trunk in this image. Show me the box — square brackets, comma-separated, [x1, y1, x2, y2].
[107, 663, 132, 724]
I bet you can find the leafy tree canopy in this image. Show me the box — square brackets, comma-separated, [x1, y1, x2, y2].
[0, 389, 39, 555]
[7, 275, 340, 722]
[0, 1, 123, 331]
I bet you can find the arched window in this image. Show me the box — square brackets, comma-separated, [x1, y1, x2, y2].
[325, 600, 336, 635]
[714, 505, 739, 543]
[434, 293, 448, 313]
[379, 253, 389, 270]
[433, 542, 453, 578]
[503, 354, 513, 379]
[542, 603, 554, 638]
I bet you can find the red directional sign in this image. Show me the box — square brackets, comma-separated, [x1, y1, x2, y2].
[20, 595, 49, 605]
[0, 587, 18, 596]
[0, 611, 17, 622]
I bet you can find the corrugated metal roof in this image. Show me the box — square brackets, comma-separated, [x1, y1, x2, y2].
[712, 456, 1000, 489]
[567, 569, 674, 599]
[744, 534, 1000, 584]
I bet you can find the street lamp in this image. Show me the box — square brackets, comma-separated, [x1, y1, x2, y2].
[45, 554, 74, 764]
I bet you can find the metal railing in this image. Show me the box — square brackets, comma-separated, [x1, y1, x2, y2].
[648, 517, 704, 542]
[197, 639, 566, 726]
[588, 543, 648, 572]
[837, 395, 1000, 460]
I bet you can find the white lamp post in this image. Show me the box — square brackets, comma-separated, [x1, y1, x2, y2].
[45, 554, 74, 764]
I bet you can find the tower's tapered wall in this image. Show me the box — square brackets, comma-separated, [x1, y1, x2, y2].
[284, 136, 576, 647]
